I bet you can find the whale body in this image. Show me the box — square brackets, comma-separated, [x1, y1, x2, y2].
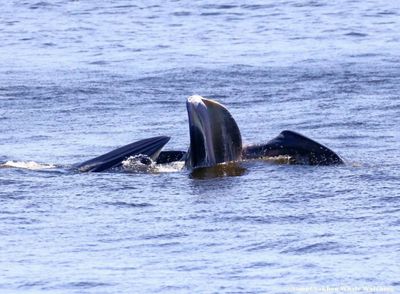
[74, 95, 343, 172]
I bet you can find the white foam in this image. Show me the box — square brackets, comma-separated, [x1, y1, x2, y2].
[155, 161, 185, 173]
[1, 161, 56, 170]
[122, 155, 184, 173]
[122, 155, 155, 172]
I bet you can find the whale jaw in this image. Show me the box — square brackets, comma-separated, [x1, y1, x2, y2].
[185, 95, 242, 169]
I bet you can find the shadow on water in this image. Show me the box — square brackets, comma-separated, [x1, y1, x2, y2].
[189, 162, 247, 180]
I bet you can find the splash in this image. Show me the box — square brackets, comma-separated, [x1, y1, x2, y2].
[121, 155, 156, 172]
[155, 161, 185, 173]
[0, 161, 56, 170]
[121, 155, 184, 173]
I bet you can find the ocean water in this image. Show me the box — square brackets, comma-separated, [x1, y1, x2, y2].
[0, 1, 399, 293]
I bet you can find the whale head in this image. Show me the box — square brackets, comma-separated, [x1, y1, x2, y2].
[185, 95, 242, 169]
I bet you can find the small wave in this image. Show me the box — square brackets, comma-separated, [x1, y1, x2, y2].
[200, 12, 222, 16]
[202, 4, 238, 9]
[0, 161, 56, 170]
[156, 161, 185, 173]
[104, 201, 153, 208]
[55, 281, 114, 290]
[282, 241, 342, 254]
[171, 11, 191, 17]
[344, 32, 368, 37]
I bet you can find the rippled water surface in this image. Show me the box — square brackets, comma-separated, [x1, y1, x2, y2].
[1, 1, 399, 293]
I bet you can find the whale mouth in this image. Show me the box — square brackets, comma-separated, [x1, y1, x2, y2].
[185, 95, 242, 169]
[74, 136, 170, 172]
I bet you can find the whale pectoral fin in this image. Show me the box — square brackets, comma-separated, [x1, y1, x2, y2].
[73, 136, 170, 172]
[243, 130, 343, 165]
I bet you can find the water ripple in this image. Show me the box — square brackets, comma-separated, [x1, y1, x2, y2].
[103, 201, 154, 208]
[0, 0, 399, 293]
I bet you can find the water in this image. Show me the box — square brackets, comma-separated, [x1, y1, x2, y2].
[1, 1, 399, 293]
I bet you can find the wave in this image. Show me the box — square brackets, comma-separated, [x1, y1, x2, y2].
[0, 157, 184, 174]
[0, 160, 56, 170]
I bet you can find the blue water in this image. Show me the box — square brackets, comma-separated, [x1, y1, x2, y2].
[1, 1, 399, 293]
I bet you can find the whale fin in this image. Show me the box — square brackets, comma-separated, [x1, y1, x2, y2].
[74, 136, 170, 172]
[243, 130, 343, 165]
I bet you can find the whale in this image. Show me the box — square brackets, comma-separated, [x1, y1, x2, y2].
[183, 95, 343, 168]
[73, 95, 343, 172]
